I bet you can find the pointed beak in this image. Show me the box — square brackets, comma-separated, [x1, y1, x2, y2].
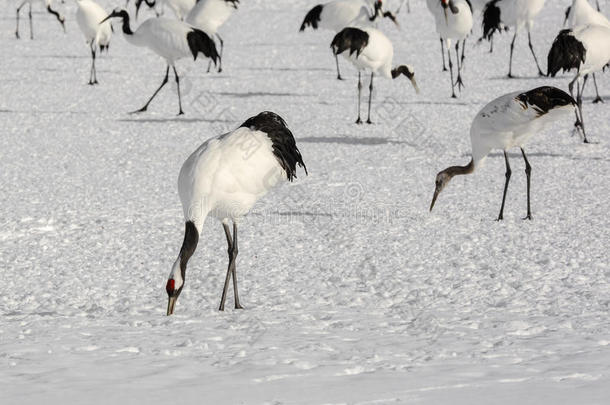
[100, 14, 112, 24]
[167, 296, 177, 316]
[409, 76, 420, 94]
[430, 186, 441, 212]
[443, 8, 448, 24]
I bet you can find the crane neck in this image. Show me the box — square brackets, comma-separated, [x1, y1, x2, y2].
[117, 12, 134, 36]
[444, 158, 475, 179]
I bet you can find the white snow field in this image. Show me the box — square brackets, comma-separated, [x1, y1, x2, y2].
[1, 0, 609, 403]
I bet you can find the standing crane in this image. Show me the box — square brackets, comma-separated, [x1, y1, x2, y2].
[186, 0, 240, 73]
[76, 0, 113, 85]
[100, 9, 219, 115]
[165, 111, 307, 315]
[564, 0, 610, 104]
[430, 86, 576, 220]
[480, 0, 546, 78]
[426, 0, 473, 98]
[547, 24, 610, 143]
[331, 26, 419, 124]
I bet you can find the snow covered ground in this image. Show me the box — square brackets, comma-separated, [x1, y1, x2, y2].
[1, 0, 609, 403]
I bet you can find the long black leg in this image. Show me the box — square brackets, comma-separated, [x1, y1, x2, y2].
[489, 37, 494, 53]
[508, 32, 517, 78]
[577, 76, 590, 143]
[216, 33, 224, 72]
[219, 222, 241, 310]
[592, 74, 603, 104]
[16, 1, 26, 39]
[440, 38, 447, 71]
[230, 222, 242, 309]
[28, 3, 33, 39]
[454, 42, 460, 75]
[172, 65, 184, 115]
[520, 148, 532, 220]
[219, 223, 234, 311]
[569, 77, 582, 135]
[366, 72, 373, 124]
[527, 30, 544, 76]
[335, 54, 343, 80]
[461, 38, 466, 66]
[455, 42, 464, 92]
[497, 151, 512, 221]
[132, 66, 169, 113]
[572, 76, 587, 140]
[356, 71, 362, 124]
[89, 41, 98, 85]
[447, 46, 456, 98]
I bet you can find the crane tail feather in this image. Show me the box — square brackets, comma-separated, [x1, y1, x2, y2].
[187, 29, 220, 66]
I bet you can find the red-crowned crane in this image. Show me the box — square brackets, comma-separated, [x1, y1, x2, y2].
[185, 0, 240, 73]
[331, 26, 419, 124]
[300, 0, 398, 80]
[430, 86, 576, 220]
[547, 24, 610, 143]
[165, 111, 307, 315]
[76, 0, 113, 85]
[564, 0, 610, 103]
[101, 9, 219, 115]
[480, 0, 546, 78]
[426, 0, 473, 98]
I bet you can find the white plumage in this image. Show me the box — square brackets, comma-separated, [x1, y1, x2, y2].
[101, 9, 219, 114]
[76, 0, 113, 85]
[186, 0, 240, 72]
[426, 0, 473, 97]
[331, 26, 419, 123]
[469, 91, 573, 165]
[165, 111, 307, 315]
[564, 0, 610, 103]
[481, 0, 546, 77]
[566, 0, 610, 28]
[15, 0, 65, 39]
[186, 0, 238, 34]
[569, 25, 610, 75]
[162, 0, 196, 20]
[430, 86, 576, 220]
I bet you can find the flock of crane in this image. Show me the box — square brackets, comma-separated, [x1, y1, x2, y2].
[12, 0, 609, 314]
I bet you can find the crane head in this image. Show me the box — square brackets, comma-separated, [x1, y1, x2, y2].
[430, 170, 451, 212]
[165, 221, 199, 316]
[166, 260, 185, 316]
[440, 0, 459, 23]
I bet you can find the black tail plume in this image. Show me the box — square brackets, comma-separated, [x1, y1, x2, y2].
[240, 111, 307, 181]
[481, 0, 502, 42]
[546, 29, 585, 77]
[300, 5, 323, 31]
[516, 86, 577, 116]
[187, 29, 220, 66]
[330, 27, 369, 57]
